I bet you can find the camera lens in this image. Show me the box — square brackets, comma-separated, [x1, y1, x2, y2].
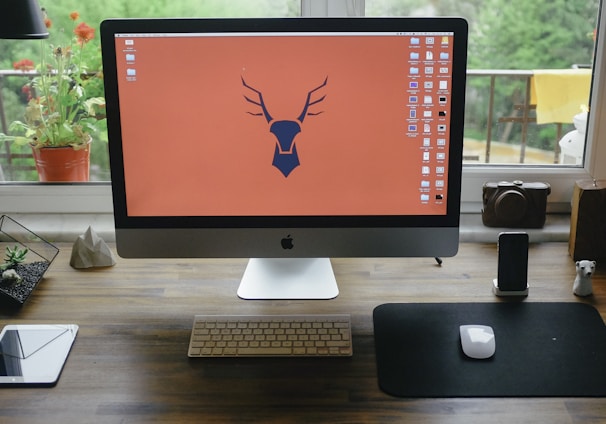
[494, 189, 527, 223]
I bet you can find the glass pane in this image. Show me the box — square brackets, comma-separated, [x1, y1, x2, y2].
[0, 0, 299, 182]
[366, 0, 600, 166]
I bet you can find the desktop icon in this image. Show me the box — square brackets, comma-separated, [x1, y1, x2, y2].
[126, 53, 136, 62]
[411, 37, 420, 45]
[126, 68, 136, 76]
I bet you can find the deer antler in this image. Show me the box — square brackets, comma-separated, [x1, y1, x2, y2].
[242, 77, 273, 123]
[297, 76, 328, 123]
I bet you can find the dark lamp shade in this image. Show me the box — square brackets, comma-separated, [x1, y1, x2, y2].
[0, 0, 49, 39]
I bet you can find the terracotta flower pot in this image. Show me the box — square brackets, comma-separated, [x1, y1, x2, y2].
[31, 141, 91, 182]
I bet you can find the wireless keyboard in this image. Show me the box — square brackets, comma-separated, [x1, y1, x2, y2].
[188, 314, 352, 357]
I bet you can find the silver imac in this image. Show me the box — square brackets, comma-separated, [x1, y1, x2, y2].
[100, 17, 468, 299]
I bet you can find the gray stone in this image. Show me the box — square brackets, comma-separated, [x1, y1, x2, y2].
[70, 226, 117, 269]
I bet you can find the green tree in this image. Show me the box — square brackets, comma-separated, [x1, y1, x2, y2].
[367, 0, 482, 21]
[470, 0, 598, 69]
[368, 0, 598, 69]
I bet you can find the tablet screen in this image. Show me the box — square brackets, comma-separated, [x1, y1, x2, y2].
[0, 324, 78, 386]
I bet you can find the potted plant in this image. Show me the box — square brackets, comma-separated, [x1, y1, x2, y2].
[0, 10, 105, 182]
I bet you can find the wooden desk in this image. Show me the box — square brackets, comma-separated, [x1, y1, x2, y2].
[1, 242, 604, 423]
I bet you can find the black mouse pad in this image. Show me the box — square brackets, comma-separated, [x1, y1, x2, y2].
[373, 302, 606, 397]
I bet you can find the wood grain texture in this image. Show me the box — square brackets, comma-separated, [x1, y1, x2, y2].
[1, 242, 605, 423]
[569, 180, 606, 261]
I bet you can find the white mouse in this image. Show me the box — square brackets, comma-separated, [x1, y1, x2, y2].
[459, 325, 495, 359]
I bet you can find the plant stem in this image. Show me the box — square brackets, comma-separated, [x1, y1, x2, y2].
[37, 38, 53, 145]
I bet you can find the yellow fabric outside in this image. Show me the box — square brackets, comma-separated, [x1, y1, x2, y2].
[530, 69, 592, 124]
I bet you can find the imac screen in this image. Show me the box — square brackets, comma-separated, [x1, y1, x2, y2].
[101, 17, 468, 298]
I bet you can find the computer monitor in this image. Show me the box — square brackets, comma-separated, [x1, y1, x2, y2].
[100, 17, 468, 300]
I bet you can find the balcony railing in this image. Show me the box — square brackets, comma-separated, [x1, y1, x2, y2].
[0, 68, 588, 181]
[464, 69, 589, 166]
[467, 69, 547, 163]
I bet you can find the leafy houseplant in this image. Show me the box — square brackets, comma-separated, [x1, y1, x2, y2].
[0, 10, 105, 182]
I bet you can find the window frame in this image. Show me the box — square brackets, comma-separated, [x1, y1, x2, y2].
[2, 0, 604, 215]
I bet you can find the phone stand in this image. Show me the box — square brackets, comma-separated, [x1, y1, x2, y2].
[492, 278, 529, 297]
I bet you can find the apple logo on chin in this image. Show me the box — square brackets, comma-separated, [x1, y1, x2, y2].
[281, 234, 294, 250]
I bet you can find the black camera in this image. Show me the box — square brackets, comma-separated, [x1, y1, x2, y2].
[482, 181, 551, 228]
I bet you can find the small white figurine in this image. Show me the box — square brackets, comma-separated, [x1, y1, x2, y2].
[573, 260, 596, 297]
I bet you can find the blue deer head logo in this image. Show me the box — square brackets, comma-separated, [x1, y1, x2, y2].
[242, 76, 327, 177]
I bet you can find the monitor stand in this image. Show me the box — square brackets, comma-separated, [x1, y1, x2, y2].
[237, 258, 339, 300]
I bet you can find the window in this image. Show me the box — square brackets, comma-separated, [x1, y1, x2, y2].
[0, 0, 299, 184]
[1, 0, 605, 216]
[365, 0, 604, 212]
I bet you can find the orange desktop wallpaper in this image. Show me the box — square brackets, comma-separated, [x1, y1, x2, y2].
[115, 35, 452, 216]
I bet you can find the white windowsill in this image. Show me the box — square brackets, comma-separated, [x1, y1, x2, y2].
[4, 212, 570, 245]
[458, 213, 570, 243]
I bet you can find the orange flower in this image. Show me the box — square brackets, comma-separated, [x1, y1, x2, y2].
[74, 22, 95, 45]
[70, 11, 80, 21]
[40, 7, 52, 28]
[21, 85, 33, 101]
[13, 59, 35, 71]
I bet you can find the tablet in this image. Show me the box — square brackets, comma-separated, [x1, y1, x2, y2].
[0, 324, 78, 386]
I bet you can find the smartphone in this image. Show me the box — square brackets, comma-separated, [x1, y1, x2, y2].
[497, 232, 529, 291]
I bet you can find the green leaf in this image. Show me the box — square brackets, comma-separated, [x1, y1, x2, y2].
[12, 136, 32, 146]
[84, 97, 106, 116]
